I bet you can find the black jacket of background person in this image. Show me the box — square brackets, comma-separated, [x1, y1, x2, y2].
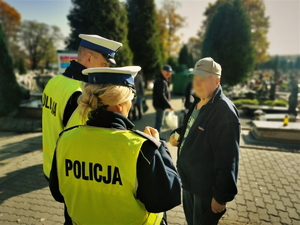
[152, 74, 172, 110]
[49, 109, 181, 213]
[172, 85, 240, 204]
[183, 81, 194, 110]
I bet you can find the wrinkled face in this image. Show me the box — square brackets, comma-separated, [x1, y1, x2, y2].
[193, 75, 220, 99]
[162, 70, 172, 81]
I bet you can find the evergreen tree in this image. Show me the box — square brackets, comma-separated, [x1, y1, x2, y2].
[295, 56, 300, 70]
[66, 0, 132, 66]
[178, 44, 189, 68]
[0, 24, 21, 116]
[200, 0, 270, 64]
[127, 0, 162, 86]
[201, 0, 255, 86]
[18, 58, 27, 75]
[188, 52, 194, 68]
[178, 44, 194, 70]
[167, 56, 178, 71]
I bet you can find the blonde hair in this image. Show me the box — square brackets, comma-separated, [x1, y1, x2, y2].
[78, 83, 133, 122]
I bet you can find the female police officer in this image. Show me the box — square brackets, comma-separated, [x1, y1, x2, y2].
[49, 66, 181, 225]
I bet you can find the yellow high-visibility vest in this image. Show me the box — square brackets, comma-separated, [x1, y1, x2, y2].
[42, 75, 85, 178]
[56, 126, 163, 225]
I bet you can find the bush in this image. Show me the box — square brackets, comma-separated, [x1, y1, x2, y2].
[261, 100, 288, 107]
[18, 58, 27, 75]
[233, 99, 259, 108]
[233, 99, 288, 108]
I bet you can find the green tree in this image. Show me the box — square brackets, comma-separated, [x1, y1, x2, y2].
[178, 44, 193, 68]
[157, 0, 186, 58]
[187, 36, 202, 63]
[201, 0, 255, 86]
[199, 0, 269, 64]
[127, 0, 162, 87]
[66, 0, 132, 66]
[0, 24, 21, 116]
[44, 41, 57, 69]
[19, 21, 63, 70]
[17, 58, 27, 75]
[166, 56, 178, 71]
[295, 56, 300, 70]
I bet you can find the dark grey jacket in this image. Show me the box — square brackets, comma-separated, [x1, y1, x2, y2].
[152, 74, 172, 110]
[173, 85, 240, 204]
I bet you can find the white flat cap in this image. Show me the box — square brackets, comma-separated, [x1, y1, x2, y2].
[79, 34, 123, 65]
[82, 66, 141, 91]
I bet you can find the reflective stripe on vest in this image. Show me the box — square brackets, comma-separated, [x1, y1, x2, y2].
[42, 75, 84, 178]
[56, 126, 163, 225]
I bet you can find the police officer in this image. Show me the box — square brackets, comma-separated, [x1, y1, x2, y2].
[42, 34, 122, 180]
[49, 66, 181, 225]
[42, 34, 122, 224]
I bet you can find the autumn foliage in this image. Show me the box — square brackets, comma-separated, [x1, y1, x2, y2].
[0, 0, 21, 41]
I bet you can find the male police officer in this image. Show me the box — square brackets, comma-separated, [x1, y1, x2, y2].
[42, 34, 122, 180]
[42, 34, 122, 224]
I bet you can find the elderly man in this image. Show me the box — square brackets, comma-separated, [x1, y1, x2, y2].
[170, 57, 240, 225]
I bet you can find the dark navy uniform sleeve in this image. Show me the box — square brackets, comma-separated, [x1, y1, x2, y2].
[136, 140, 181, 213]
[49, 150, 65, 203]
[210, 122, 240, 204]
[63, 91, 81, 127]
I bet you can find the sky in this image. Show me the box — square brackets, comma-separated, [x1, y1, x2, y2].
[5, 0, 300, 56]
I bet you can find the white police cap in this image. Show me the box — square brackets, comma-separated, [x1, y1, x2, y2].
[82, 66, 141, 91]
[79, 34, 123, 65]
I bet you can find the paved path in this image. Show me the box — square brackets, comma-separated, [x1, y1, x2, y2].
[0, 97, 299, 225]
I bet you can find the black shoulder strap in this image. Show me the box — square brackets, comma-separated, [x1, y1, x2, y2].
[132, 129, 161, 148]
[58, 125, 80, 138]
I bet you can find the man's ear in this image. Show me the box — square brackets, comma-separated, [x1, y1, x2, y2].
[85, 53, 92, 65]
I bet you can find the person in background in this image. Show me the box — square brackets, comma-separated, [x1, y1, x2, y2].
[132, 71, 145, 120]
[183, 81, 194, 110]
[152, 65, 174, 132]
[49, 66, 181, 225]
[169, 57, 240, 225]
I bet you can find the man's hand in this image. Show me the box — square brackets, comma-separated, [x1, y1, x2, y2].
[211, 198, 226, 214]
[169, 133, 179, 147]
[169, 107, 174, 111]
[144, 126, 160, 141]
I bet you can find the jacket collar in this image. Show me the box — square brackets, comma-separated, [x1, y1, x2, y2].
[62, 60, 88, 82]
[193, 85, 223, 104]
[159, 73, 168, 81]
[86, 109, 134, 130]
